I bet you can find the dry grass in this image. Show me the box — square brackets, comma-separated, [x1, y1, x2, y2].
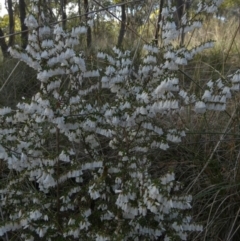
[147, 15, 240, 240]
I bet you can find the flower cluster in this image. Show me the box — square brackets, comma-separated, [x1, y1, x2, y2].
[0, 0, 238, 240]
[195, 78, 232, 113]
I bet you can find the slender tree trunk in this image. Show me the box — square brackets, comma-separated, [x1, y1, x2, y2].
[0, 28, 9, 57]
[7, 0, 15, 47]
[19, 0, 28, 49]
[84, 0, 92, 48]
[175, 0, 190, 45]
[117, 1, 126, 48]
[61, 0, 67, 30]
[78, 0, 82, 22]
[176, 0, 184, 28]
[154, 0, 164, 45]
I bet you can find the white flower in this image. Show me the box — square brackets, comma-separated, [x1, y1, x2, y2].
[0, 107, 11, 115]
[64, 48, 75, 59]
[204, 41, 214, 49]
[231, 84, 240, 91]
[175, 57, 187, 65]
[89, 188, 100, 200]
[43, 107, 54, 118]
[167, 133, 181, 143]
[97, 52, 105, 59]
[73, 26, 87, 36]
[213, 95, 220, 102]
[154, 80, 169, 95]
[105, 66, 115, 75]
[192, 21, 202, 28]
[24, 15, 38, 29]
[160, 142, 169, 150]
[30, 210, 42, 220]
[202, 90, 211, 101]
[219, 95, 227, 104]
[165, 21, 176, 30]
[39, 26, 51, 37]
[144, 55, 157, 64]
[54, 24, 64, 35]
[161, 7, 169, 17]
[41, 50, 49, 59]
[43, 174, 56, 188]
[207, 80, 213, 88]
[163, 60, 178, 70]
[164, 51, 175, 59]
[195, 101, 206, 114]
[37, 70, 51, 82]
[232, 71, 240, 83]
[87, 19, 94, 27]
[222, 87, 231, 98]
[73, 56, 86, 71]
[59, 151, 70, 163]
[141, 65, 152, 74]
[206, 4, 217, 13]
[143, 44, 159, 53]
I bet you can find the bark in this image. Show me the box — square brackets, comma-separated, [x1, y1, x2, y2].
[0, 28, 9, 57]
[7, 0, 15, 47]
[154, 0, 164, 45]
[175, 0, 191, 26]
[117, 1, 126, 48]
[176, 0, 184, 28]
[84, 0, 92, 48]
[19, 0, 28, 49]
[61, 0, 67, 30]
[78, 0, 81, 22]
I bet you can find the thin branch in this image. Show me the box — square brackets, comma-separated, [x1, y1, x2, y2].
[0, 61, 20, 93]
[224, 22, 240, 64]
[178, 68, 204, 90]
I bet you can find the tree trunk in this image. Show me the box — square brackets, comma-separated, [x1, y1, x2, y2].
[154, 0, 164, 45]
[176, 0, 184, 28]
[19, 0, 28, 49]
[61, 0, 67, 30]
[78, 0, 81, 22]
[117, 1, 126, 48]
[7, 0, 15, 47]
[175, 0, 190, 45]
[0, 28, 9, 57]
[84, 0, 92, 48]
[175, 0, 191, 26]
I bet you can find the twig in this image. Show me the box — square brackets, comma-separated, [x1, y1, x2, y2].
[0, 61, 20, 93]
[224, 22, 240, 64]
[178, 68, 204, 90]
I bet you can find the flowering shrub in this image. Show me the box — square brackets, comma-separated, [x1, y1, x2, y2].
[0, 0, 237, 240]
